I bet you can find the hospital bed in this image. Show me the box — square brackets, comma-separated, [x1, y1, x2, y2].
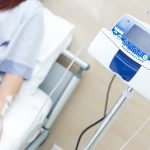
[0, 8, 89, 150]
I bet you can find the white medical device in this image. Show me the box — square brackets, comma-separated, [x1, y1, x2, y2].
[88, 14, 150, 100]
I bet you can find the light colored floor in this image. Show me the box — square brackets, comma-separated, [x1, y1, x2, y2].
[39, 0, 150, 150]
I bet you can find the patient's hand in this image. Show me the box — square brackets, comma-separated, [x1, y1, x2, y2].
[0, 96, 14, 139]
[0, 73, 24, 139]
[0, 96, 15, 139]
[0, 101, 6, 139]
[0, 115, 3, 139]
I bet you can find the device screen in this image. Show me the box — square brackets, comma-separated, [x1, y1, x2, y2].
[125, 25, 150, 55]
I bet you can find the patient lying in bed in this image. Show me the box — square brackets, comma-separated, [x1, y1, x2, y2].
[0, 0, 75, 149]
[0, 0, 46, 139]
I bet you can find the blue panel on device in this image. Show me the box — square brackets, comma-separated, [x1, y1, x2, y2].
[109, 50, 141, 81]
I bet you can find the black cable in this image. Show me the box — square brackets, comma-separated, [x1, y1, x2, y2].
[75, 74, 116, 150]
[75, 117, 105, 150]
[103, 75, 116, 116]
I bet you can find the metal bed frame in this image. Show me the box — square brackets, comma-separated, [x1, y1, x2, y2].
[25, 50, 90, 150]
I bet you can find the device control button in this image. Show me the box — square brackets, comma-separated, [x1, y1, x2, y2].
[122, 40, 128, 46]
[132, 47, 138, 54]
[143, 55, 148, 61]
[137, 51, 143, 57]
[113, 30, 118, 35]
[127, 44, 133, 50]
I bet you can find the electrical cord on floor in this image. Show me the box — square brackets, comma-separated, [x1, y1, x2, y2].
[75, 74, 116, 150]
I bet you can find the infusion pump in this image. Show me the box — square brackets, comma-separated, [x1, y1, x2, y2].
[88, 15, 150, 100]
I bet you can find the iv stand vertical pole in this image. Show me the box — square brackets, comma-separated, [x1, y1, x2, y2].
[84, 86, 133, 150]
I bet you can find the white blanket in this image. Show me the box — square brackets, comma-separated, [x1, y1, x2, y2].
[0, 88, 52, 150]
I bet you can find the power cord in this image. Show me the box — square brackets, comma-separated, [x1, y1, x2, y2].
[75, 74, 116, 150]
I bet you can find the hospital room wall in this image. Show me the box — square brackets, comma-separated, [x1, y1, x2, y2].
[40, 0, 150, 150]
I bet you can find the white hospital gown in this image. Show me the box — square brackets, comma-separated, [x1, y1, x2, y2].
[0, 0, 44, 81]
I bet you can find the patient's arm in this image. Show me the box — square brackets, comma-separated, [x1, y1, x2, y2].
[0, 73, 24, 115]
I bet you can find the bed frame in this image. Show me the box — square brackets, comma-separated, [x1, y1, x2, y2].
[25, 50, 90, 150]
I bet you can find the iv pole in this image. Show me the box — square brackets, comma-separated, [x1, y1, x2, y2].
[84, 86, 133, 150]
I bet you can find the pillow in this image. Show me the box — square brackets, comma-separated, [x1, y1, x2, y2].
[23, 8, 75, 90]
